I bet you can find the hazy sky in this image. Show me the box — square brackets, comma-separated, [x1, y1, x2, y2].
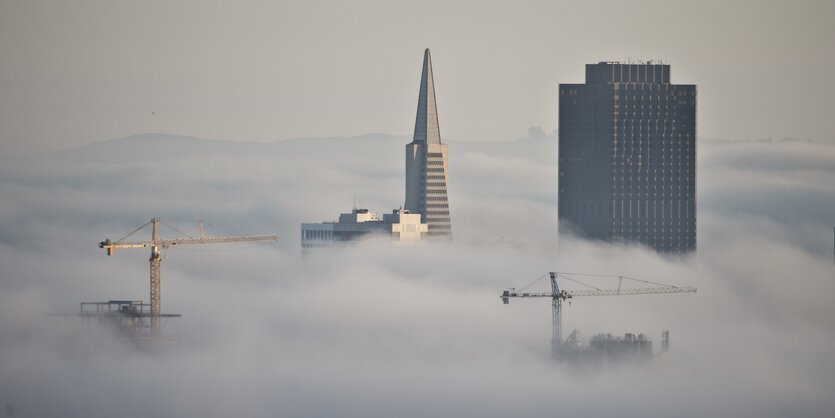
[2, 0, 834, 153]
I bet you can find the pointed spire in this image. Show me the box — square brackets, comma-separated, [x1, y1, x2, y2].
[413, 48, 442, 145]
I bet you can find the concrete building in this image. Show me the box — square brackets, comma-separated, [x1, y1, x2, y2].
[301, 208, 428, 249]
[300, 48, 450, 250]
[405, 49, 452, 239]
[558, 61, 697, 252]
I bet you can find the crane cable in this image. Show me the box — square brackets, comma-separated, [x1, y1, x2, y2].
[159, 220, 195, 239]
[557, 272, 681, 289]
[113, 219, 257, 244]
[514, 274, 549, 291]
[114, 220, 153, 243]
[516, 272, 682, 292]
[557, 274, 603, 291]
[619, 275, 680, 288]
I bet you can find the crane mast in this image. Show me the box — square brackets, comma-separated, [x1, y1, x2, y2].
[150, 219, 161, 333]
[99, 218, 278, 335]
[502, 272, 697, 357]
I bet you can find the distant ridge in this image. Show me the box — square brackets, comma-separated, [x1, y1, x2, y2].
[50, 133, 410, 163]
[44, 132, 558, 165]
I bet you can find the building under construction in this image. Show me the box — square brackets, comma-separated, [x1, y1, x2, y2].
[559, 330, 659, 363]
[77, 300, 180, 339]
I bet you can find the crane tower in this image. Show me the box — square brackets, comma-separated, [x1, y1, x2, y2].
[501, 272, 696, 358]
[99, 218, 277, 335]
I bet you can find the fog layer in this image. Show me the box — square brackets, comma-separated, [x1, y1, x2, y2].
[0, 134, 833, 417]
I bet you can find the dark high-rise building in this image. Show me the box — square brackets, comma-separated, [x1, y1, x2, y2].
[558, 62, 696, 252]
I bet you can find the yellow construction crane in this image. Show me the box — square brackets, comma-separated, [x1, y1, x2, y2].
[99, 218, 277, 335]
[501, 272, 696, 358]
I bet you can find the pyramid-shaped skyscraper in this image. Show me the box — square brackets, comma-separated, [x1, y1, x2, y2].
[404, 49, 452, 238]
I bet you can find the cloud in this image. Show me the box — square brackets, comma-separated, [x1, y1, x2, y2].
[0, 134, 833, 417]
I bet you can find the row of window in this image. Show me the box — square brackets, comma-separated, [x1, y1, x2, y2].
[426, 218, 451, 223]
[427, 168, 445, 173]
[614, 91, 694, 99]
[427, 204, 449, 208]
[613, 200, 692, 219]
[614, 234, 696, 241]
[612, 114, 690, 121]
[610, 178, 695, 184]
[560, 200, 694, 219]
[609, 192, 696, 198]
[613, 84, 695, 94]
[302, 229, 333, 240]
[426, 175, 446, 180]
[612, 236, 695, 245]
[615, 222, 694, 228]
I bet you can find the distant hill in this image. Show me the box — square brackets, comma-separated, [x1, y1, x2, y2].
[45, 132, 558, 165]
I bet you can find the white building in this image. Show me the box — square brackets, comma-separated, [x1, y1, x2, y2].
[300, 48, 452, 249]
[301, 208, 428, 250]
[405, 48, 452, 238]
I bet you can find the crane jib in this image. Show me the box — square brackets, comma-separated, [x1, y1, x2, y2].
[501, 287, 696, 300]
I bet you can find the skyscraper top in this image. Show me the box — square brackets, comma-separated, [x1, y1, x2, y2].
[585, 62, 671, 84]
[413, 48, 442, 145]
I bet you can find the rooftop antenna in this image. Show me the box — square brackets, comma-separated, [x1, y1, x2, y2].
[353, 194, 357, 211]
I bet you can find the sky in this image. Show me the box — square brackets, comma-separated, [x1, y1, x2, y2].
[2, 0, 835, 154]
[1, 1, 835, 417]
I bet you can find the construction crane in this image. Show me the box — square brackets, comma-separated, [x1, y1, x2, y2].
[501, 272, 696, 357]
[99, 218, 277, 335]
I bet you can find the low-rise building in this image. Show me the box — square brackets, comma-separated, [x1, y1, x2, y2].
[301, 208, 427, 250]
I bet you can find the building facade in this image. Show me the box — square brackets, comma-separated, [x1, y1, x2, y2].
[301, 208, 428, 250]
[405, 49, 452, 239]
[558, 62, 696, 252]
